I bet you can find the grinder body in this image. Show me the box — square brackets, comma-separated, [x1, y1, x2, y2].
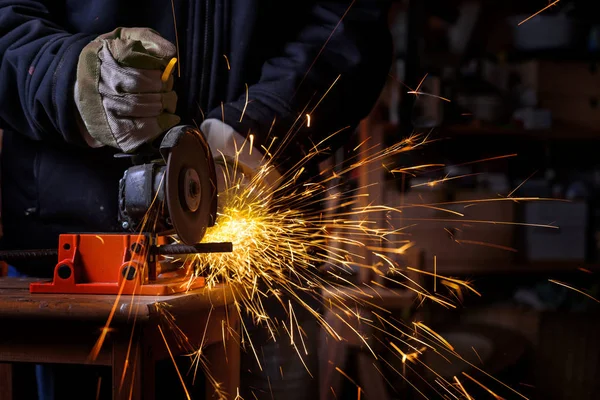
[117, 125, 218, 244]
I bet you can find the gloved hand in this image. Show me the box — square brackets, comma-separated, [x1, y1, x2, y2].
[200, 119, 281, 196]
[74, 27, 180, 152]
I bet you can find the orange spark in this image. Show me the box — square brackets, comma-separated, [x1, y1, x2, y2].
[240, 83, 249, 122]
[335, 366, 361, 389]
[471, 347, 484, 365]
[463, 372, 505, 399]
[415, 73, 429, 96]
[434, 255, 437, 292]
[454, 376, 473, 400]
[406, 91, 451, 102]
[549, 279, 600, 303]
[294, 0, 356, 96]
[411, 173, 481, 188]
[508, 170, 538, 198]
[454, 239, 518, 253]
[518, 1, 561, 25]
[158, 325, 192, 400]
[170, 0, 181, 77]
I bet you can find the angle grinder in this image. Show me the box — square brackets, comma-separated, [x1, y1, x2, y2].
[117, 125, 218, 245]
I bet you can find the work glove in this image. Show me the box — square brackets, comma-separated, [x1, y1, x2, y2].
[200, 119, 281, 198]
[74, 27, 180, 153]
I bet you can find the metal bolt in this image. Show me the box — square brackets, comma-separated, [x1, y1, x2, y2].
[57, 264, 71, 279]
[122, 221, 130, 229]
[189, 180, 200, 197]
[130, 242, 143, 253]
[122, 265, 136, 280]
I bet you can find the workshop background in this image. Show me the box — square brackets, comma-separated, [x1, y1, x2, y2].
[323, 0, 600, 399]
[2, 1, 600, 399]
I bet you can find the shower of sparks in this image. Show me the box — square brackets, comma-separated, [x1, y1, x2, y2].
[92, 9, 566, 396]
[518, 0, 561, 25]
[65, 1, 586, 397]
[85, 115, 561, 398]
[156, 112, 561, 398]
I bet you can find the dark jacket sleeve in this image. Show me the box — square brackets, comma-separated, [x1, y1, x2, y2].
[0, 1, 94, 144]
[207, 0, 393, 162]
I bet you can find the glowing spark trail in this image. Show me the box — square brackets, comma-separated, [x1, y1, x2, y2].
[518, 0, 561, 25]
[178, 124, 559, 396]
[549, 279, 600, 303]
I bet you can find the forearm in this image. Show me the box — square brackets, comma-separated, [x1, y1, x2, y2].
[0, 1, 94, 143]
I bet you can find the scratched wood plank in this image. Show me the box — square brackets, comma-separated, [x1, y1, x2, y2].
[0, 277, 47, 289]
[0, 278, 238, 322]
[0, 363, 12, 400]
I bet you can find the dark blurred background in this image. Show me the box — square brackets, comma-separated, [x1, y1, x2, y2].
[329, 1, 600, 399]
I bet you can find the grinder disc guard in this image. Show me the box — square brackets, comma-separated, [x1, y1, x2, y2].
[162, 126, 217, 245]
[118, 126, 217, 245]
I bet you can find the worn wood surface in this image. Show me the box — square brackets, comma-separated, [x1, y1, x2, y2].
[0, 363, 12, 400]
[0, 277, 242, 399]
[0, 277, 237, 323]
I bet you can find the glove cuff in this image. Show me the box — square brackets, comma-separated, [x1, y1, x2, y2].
[200, 119, 282, 190]
[75, 37, 118, 149]
[73, 81, 105, 149]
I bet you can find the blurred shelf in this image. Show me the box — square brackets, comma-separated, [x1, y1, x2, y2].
[502, 49, 600, 63]
[424, 261, 600, 275]
[382, 122, 600, 140]
[440, 123, 600, 140]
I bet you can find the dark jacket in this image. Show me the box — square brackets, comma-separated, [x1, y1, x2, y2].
[0, 0, 392, 275]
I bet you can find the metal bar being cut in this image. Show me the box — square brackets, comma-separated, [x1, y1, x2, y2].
[0, 242, 233, 262]
[154, 242, 233, 255]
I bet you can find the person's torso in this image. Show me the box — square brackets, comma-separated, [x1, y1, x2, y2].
[0, 0, 313, 256]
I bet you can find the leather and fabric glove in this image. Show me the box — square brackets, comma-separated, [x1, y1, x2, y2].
[200, 119, 281, 196]
[74, 27, 180, 153]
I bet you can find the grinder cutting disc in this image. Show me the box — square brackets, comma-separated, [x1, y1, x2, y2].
[161, 126, 217, 245]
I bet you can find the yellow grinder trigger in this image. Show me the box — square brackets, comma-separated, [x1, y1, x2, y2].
[161, 57, 178, 83]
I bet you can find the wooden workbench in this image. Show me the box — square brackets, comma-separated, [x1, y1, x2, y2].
[0, 277, 240, 400]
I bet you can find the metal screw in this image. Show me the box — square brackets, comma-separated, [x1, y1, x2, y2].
[122, 221, 130, 229]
